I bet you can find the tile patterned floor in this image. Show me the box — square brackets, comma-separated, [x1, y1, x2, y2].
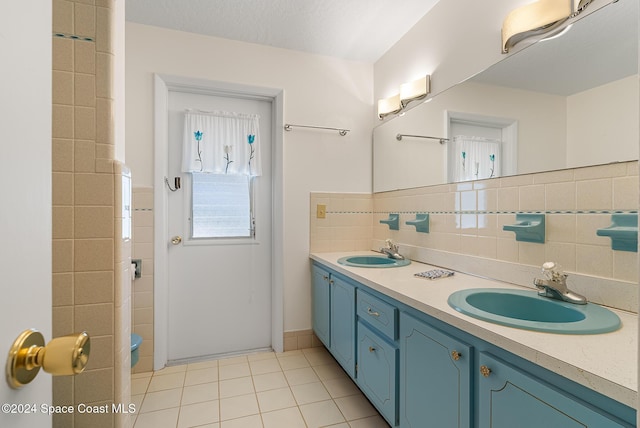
[131, 347, 390, 428]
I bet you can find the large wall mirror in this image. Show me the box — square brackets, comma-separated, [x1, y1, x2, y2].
[373, 0, 638, 192]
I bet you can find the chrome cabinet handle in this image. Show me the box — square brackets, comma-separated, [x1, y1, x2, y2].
[367, 307, 380, 317]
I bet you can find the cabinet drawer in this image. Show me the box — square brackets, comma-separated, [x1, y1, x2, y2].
[357, 289, 397, 341]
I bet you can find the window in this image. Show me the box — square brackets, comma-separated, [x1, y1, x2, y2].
[191, 173, 252, 238]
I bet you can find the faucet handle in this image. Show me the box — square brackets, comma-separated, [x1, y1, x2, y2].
[542, 262, 567, 282]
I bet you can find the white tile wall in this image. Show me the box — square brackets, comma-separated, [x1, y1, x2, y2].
[310, 161, 639, 312]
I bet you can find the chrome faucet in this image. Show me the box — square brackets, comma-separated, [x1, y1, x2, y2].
[380, 239, 405, 260]
[533, 262, 587, 305]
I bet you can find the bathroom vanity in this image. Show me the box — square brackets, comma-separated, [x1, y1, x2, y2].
[310, 252, 637, 427]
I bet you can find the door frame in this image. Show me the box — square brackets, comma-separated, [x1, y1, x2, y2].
[153, 74, 284, 369]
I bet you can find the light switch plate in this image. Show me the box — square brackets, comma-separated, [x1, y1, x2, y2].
[317, 204, 326, 219]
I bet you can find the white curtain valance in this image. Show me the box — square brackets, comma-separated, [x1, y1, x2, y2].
[182, 110, 261, 176]
[448, 135, 501, 182]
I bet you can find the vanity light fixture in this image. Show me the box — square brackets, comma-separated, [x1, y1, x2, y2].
[377, 93, 402, 120]
[378, 75, 431, 120]
[400, 75, 431, 108]
[502, 0, 592, 53]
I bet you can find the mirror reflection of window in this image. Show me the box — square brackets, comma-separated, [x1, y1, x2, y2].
[448, 136, 502, 182]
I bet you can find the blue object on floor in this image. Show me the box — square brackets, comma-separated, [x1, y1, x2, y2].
[131, 333, 143, 368]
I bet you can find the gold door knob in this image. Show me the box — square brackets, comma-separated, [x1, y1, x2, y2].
[6, 329, 91, 389]
[451, 350, 462, 361]
[480, 365, 492, 378]
[171, 236, 182, 245]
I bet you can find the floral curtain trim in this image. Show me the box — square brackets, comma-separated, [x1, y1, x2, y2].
[182, 110, 261, 176]
[450, 135, 501, 182]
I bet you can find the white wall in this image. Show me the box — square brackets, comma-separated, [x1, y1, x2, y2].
[374, 0, 534, 113]
[567, 75, 639, 167]
[126, 23, 373, 331]
[373, 81, 567, 191]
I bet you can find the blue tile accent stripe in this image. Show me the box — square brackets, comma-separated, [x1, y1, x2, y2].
[53, 32, 95, 42]
[327, 209, 638, 215]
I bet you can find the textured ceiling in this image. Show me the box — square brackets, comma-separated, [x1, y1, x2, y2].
[125, 0, 441, 62]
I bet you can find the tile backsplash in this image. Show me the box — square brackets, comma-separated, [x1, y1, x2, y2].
[310, 161, 638, 312]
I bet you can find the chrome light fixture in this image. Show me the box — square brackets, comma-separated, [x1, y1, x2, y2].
[377, 75, 431, 120]
[400, 75, 431, 108]
[377, 93, 402, 119]
[502, 0, 592, 53]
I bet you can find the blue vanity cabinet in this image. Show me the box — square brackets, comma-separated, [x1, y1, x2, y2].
[478, 353, 629, 428]
[399, 312, 472, 428]
[311, 264, 331, 347]
[310, 261, 635, 428]
[329, 274, 357, 378]
[357, 321, 399, 425]
[312, 264, 357, 378]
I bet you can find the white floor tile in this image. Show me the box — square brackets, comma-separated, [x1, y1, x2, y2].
[249, 358, 282, 375]
[218, 355, 249, 366]
[132, 372, 153, 379]
[140, 388, 182, 413]
[182, 381, 220, 405]
[313, 362, 349, 381]
[256, 387, 297, 412]
[219, 393, 260, 421]
[261, 407, 307, 428]
[177, 400, 220, 428]
[334, 394, 378, 421]
[131, 394, 145, 414]
[147, 372, 185, 392]
[133, 407, 179, 428]
[219, 362, 251, 380]
[302, 347, 336, 366]
[247, 351, 277, 362]
[299, 399, 346, 428]
[283, 367, 320, 386]
[153, 365, 187, 376]
[219, 376, 255, 398]
[322, 377, 360, 398]
[185, 367, 219, 386]
[220, 414, 264, 428]
[348, 415, 391, 428]
[278, 354, 311, 371]
[252, 371, 289, 392]
[291, 381, 331, 405]
[132, 377, 151, 395]
[133, 350, 387, 428]
[187, 359, 219, 371]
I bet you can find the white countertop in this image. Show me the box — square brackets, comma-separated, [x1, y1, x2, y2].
[310, 251, 638, 408]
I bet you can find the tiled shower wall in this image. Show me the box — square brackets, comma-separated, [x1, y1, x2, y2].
[52, 1, 130, 427]
[132, 187, 155, 373]
[310, 161, 639, 311]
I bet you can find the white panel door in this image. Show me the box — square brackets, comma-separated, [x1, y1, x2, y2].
[166, 91, 273, 362]
[0, 1, 52, 426]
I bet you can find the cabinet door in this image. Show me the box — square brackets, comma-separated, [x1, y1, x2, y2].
[357, 321, 398, 426]
[399, 312, 472, 428]
[478, 353, 628, 428]
[330, 275, 356, 378]
[311, 265, 331, 347]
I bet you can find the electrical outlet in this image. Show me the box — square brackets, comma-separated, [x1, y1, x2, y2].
[317, 204, 326, 219]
